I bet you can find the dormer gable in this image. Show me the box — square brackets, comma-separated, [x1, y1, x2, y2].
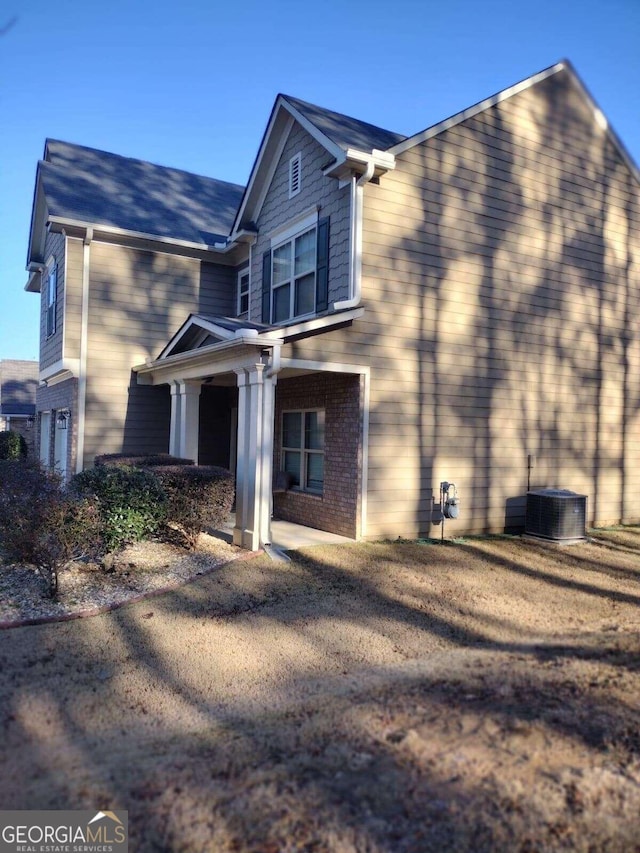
[231, 94, 402, 238]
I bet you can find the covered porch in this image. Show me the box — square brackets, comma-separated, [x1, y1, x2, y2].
[134, 314, 368, 551]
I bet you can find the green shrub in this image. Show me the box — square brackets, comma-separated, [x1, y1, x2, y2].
[95, 453, 194, 468]
[71, 465, 167, 551]
[153, 465, 234, 549]
[0, 460, 102, 597]
[0, 430, 27, 460]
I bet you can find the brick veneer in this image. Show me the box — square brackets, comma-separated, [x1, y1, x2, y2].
[36, 378, 78, 477]
[273, 373, 362, 539]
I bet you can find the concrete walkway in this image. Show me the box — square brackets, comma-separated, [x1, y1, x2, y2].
[216, 514, 353, 555]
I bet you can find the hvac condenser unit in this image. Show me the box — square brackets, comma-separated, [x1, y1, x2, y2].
[525, 489, 587, 542]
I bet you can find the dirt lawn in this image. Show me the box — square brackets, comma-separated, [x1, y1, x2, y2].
[1, 530, 639, 852]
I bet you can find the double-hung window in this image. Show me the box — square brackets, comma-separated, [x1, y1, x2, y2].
[262, 216, 329, 324]
[46, 263, 58, 337]
[282, 409, 324, 494]
[272, 226, 316, 322]
[237, 268, 250, 316]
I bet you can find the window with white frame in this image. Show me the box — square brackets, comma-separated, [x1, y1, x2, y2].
[237, 268, 250, 316]
[289, 152, 301, 198]
[272, 225, 316, 322]
[262, 215, 329, 324]
[282, 409, 324, 493]
[46, 263, 58, 337]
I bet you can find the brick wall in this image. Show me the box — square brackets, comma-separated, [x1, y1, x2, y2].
[273, 373, 361, 539]
[36, 378, 77, 477]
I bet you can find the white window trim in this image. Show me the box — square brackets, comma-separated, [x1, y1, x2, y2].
[237, 267, 250, 316]
[271, 223, 317, 324]
[289, 152, 301, 199]
[281, 408, 324, 494]
[45, 256, 57, 339]
[269, 208, 318, 248]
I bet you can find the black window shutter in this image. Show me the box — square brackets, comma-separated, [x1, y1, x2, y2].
[262, 250, 271, 323]
[316, 217, 329, 313]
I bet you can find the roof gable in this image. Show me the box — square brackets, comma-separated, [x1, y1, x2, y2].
[388, 60, 640, 185]
[231, 94, 404, 234]
[159, 314, 273, 359]
[280, 95, 406, 155]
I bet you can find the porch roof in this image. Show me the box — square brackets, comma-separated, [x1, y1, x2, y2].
[134, 306, 364, 386]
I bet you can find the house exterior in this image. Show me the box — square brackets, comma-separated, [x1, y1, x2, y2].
[0, 360, 38, 456]
[25, 60, 640, 548]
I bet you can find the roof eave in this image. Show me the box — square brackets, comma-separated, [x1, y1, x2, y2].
[46, 216, 233, 256]
[323, 147, 396, 181]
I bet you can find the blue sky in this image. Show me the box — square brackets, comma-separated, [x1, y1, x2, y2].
[1, 0, 639, 361]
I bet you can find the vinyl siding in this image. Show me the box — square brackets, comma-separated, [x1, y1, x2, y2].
[250, 120, 351, 321]
[63, 237, 84, 361]
[355, 67, 640, 537]
[82, 241, 234, 467]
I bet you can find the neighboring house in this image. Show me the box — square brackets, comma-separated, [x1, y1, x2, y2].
[0, 360, 38, 456]
[25, 60, 640, 549]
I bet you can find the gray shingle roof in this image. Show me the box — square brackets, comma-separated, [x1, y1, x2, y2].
[0, 360, 37, 415]
[281, 95, 406, 153]
[41, 140, 245, 246]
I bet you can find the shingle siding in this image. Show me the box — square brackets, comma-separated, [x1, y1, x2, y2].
[250, 121, 351, 321]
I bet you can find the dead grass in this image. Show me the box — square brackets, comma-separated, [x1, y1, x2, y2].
[0, 529, 639, 852]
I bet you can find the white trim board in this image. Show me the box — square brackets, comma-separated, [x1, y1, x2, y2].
[388, 60, 640, 186]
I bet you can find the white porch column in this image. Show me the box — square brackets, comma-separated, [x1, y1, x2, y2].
[169, 380, 201, 462]
[169, 381, 182, 456]
[178, 380, 201, 462]
[233, 364, 276, 550]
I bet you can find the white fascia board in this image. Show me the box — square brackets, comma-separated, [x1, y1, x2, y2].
[323, 147, 396, 179]
[39, 358, 80, 383]
[46, 216, 231, 256]
[158, 315, 239, 360]
[135, 334, 284, 378]
[231, 113, 295, 239]
[562, 61, 640, 186]
[280, 307, 364, 340]
[26, 170, 48, 268]
[24, 271, 40, 293]
[389, 62, 566, 156]
[280, 98, 345, 162]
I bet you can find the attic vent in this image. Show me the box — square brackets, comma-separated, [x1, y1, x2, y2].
[525, 489, 587, 542]
[289, 152, 301, 198]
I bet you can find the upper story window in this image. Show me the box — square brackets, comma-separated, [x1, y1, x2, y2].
[289, 152, 301, 198]
[262, 214, 329, 324]
[237, 268, 250, 317]
[46, 262, 58, 338]
[272, 226, 316, 322]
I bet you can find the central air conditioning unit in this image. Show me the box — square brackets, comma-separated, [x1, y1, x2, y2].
[525, 488, 587, 542]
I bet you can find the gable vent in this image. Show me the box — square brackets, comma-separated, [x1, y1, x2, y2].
[289, 152, 301, 198]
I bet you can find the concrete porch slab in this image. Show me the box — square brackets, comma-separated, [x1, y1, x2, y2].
[213, 514, 353, 553]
